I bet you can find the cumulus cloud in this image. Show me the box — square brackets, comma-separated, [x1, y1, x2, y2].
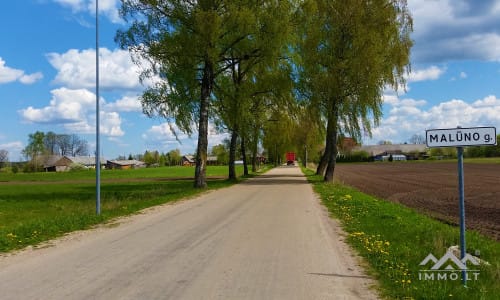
[0, 57, 43, 85]
[53, 0, 121, 23]
[409, 0, 500, 63]
[18, 87, 124, 137]
[407, 65, 445, 82]
[105, 95, 142, 112]
[47, 48, 148, 91]
[367, 95, 500, 144]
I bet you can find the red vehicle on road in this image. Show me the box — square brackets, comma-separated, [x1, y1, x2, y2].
[286, 152, 296, 166]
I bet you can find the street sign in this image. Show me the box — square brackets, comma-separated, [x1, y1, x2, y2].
[426, 127, 497, 148]
[424, 125, 497, 286]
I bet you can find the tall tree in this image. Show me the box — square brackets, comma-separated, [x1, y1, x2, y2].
[0, 149, 8, 169]
[116, 0, 290, 187]
[22, 131, 46, 162]
[44, 132, 58, 155]
[297, 0, 412, 181]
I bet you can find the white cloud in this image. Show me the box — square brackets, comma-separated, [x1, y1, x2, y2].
[47, 48, 150, 91]
[19, 87, 124, 137]
[367, 95, 500, 144]
[0, 141, 24, 161]
[409, 0, 500, 63]
[407, 65, 445, 82]
[0, 57, 43, 85]
[20, 88, 95, 123]
[105, 95, 142, 112]
[53, 0, 121, 23]
[0, 141, 23, 152]
[459, 71, 467, 79]
[19, 72, 44, 84]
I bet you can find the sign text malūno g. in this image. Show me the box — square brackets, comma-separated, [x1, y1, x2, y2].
[426, 127, 497, 148]
[425, 125, 496, 286]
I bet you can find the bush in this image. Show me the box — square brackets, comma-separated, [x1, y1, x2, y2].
[337, 150, 370, 163]
[69, 163, 86, 172]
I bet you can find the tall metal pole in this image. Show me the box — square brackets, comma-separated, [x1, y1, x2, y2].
[457, 145, 466, 285]
[95, 0, 101, 215]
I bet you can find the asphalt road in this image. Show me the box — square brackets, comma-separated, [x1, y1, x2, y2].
[0, 166, 377, 300]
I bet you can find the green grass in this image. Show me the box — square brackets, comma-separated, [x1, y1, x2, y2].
[303, 167, 500, 300]
[0, 165, 237, 182]
[463, 157, 500, 164]
[0, 165, 271, 253]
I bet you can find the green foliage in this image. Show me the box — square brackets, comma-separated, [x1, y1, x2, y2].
[165, 149, 182, 166]
[466, 135, 500, 158]
[22, 131, 88, 160]
[337, 150, 370, 163]
[296, 0, 412, 180]
[143, 150, 160, 167]
[211, 144, 229, 165]
[116, 0, 295, 186]
[304, 168, 500, 300]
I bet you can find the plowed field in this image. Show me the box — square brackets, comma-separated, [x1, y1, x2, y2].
[334, 162, 500, 240]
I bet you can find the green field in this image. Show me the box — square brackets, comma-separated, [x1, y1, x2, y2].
[303, 167, 500, 300]
[0, 165, 263, 253]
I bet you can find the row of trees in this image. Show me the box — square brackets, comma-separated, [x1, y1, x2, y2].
[22, 131, 89, 160]
[21, 131, 89, 171]
[116, 0, 413, 186]
[118, 149, 184, 167]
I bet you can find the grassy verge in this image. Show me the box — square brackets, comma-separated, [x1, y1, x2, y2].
[0, 165, 271, 253]
[303, 167, 499, 300]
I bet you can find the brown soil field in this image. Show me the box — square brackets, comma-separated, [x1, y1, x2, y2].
[333, 162, 500, 241]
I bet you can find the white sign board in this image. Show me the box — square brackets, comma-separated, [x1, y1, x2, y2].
[426, 127, 497, 148]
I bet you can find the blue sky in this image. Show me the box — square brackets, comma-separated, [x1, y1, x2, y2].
[1, 0, 500, 161]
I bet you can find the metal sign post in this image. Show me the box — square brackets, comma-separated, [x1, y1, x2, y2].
[426, 126, 497, 286]
[95, 0, 101, 215]
[456, 146, 466, 284]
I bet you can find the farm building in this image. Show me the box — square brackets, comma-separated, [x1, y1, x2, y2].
[107, 160, 146, 170]
[354, 144, 428, 160]
[43, 155, 107, 172]
[182, 155, 218, 166]
[374, 153, 407, 161]
[182, 155, 195, 166]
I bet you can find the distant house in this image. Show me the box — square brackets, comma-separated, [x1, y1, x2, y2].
[107, 159, 146, 170]
[43, 155, 63, 172]
[44, 156, 106, 172]
[338, 137, 359, 156]
[182, 155, 218, 166]
[182, 155, 195, 166]
[373, 152, 407, 161]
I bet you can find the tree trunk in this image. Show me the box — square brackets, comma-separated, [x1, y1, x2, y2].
[194, 60, 213, 188]
[241, 136, 249, 176]
[316, 135, 331, 176]
[228, 130, 238, 180]
[324, 133, 338, 182]
[251, 127, 258, 173]
[324, 108, 338, 182]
